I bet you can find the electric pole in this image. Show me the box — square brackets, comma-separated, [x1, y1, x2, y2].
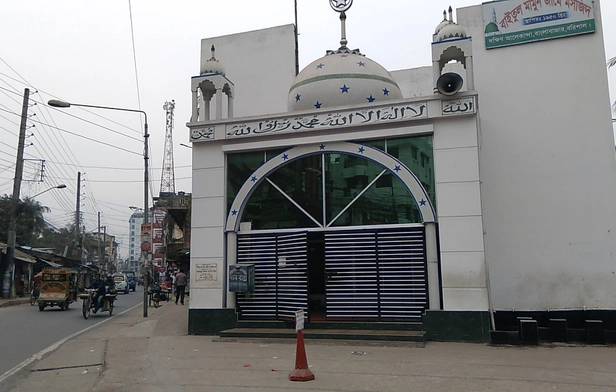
[2, 88, 30, 299]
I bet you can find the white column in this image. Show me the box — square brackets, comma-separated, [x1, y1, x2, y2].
[425, 222, 441, 310]
[225, 231, 237, 308]
[191, 88, 199, 122]
[465, 56, 475, 91]
[215, 89, 223, 120]
[432, 61, 442, 93]
[227, 94, 234, 119]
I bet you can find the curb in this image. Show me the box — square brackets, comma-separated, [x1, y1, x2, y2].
[0, 298, 30, 308]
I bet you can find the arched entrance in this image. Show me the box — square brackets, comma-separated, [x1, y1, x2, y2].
[226, 141, 438, 322]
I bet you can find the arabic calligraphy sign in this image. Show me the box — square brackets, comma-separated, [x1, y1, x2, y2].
[191, 126, 215, 141]
[442, 97, 476, 116]
[482, 0, 595, 49]
[225, 102, 428, 140]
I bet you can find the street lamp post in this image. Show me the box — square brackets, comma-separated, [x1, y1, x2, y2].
[48, 99, 150, 317]
[30, 184, 67, 199]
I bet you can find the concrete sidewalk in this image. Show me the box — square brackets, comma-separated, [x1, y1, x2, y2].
[4, 299, 616, 392]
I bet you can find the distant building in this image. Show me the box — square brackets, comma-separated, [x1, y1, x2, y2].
[128, 211, 144, 273]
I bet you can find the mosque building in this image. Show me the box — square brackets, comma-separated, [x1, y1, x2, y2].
[186, 0, 616, 343]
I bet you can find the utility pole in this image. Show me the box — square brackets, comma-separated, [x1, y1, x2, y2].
[2, 88, 30, 299]
[103, 225, 107, 272]
[74, 172, 81, 250]
[97, 211, 101, 265]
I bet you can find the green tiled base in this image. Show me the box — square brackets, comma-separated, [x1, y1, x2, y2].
[188, 308, 238, 335]
[424, 310, 491, 343]
[188, 308, 491, 343]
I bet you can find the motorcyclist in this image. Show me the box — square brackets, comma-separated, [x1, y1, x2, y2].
[88, 273, 105, 314]
[105, 275, 117, 295]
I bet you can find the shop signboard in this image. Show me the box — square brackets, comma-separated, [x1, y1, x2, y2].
[482, 0, 595, 49]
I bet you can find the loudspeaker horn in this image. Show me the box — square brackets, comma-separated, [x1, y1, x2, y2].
[436, 72, 464, 96]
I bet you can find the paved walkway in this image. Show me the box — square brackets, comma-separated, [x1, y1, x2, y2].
[2, 298, 616, 392]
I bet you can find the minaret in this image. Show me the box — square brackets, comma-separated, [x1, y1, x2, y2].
[190, 45, 234, 122]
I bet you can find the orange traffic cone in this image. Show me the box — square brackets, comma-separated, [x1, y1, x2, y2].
[289, 330, 315, 381]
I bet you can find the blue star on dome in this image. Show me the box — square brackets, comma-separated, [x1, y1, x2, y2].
[316, 63, 324, 69]
[367, 95, 375, 103]
[251, 176, 258, 183]
[282, 153, 289, 160]
[357, 61, 366, 67]
[419, 199, 427, 206]
[394, 165, 401, 172]
[295, 93, 301, 102]
[314, 101, 322, 109]
[383, 88, 390, 96]
[231, 209, 238, 216]
[340, 84, 350, 93]
[358, 146, 365, 154]
[319, 144, 326, 150]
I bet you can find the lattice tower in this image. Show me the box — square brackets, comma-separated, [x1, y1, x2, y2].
[160, 100, 176, 194]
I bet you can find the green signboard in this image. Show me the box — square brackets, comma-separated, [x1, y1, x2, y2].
[482, 0, 595, 49]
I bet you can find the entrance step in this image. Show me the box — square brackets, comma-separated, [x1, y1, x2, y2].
[216, 328, 426, 347]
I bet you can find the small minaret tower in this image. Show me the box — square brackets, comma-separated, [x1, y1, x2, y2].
[190, 45, 234, 122]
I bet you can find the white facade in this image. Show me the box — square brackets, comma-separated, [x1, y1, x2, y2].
[187, 0, 616, 339]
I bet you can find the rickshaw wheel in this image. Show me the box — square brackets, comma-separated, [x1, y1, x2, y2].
[60, 302, 66, 311]
[108, 300, 114, 316]
[82, 299, 90, 319]
[30, 294, 37, 306]
[38, 304, 44, 311]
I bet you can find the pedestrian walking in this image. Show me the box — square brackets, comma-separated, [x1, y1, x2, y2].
[174, 269, 187, 305]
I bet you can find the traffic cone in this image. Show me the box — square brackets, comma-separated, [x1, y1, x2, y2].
[289, 330, 315, 381]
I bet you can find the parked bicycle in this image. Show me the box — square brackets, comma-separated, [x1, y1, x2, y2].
[148, 283, 162, 308]
[29, 285, 40, 306]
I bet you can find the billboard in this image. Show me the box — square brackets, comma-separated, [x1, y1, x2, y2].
[482, 0, 595, 49]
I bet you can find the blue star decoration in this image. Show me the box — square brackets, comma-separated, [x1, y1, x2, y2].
[357, 61, 366, 67]
[383, 88, 389, 96]
[295, 93, 301, 102]
[358, 146, 365, 154]
[394, 165, 401, 172]
[419, 199, 427, 206]
[251, 176, 258, 183]
[314, 101, 322, 109]
[367, 95, 375, 103]
[282, 153, 289, 161]
[340, 84, 350, 93]
[341, 54, 348, 58]
[316, 63, 324, 69]
[231, 210, 238, 216]
[319, 144, 326, 150]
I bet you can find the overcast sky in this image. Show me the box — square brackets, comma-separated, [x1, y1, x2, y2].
[1, 0, 614, 258]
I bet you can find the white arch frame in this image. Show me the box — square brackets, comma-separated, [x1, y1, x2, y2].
[225, 141, 436, 232]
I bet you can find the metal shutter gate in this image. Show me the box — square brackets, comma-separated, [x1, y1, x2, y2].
[324, 226, 427, 321]
[235, 232, 307, 320]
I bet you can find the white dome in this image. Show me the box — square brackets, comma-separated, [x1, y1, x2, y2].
[436, 23, 467, 42]
[288, 49, 402, 112]
[200, 45, 225, 76]
[434, 10, 449, 36]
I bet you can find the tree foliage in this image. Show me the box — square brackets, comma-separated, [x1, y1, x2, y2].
[0, 194, 50, 245]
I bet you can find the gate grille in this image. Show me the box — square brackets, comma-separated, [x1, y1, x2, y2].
[236, 232, 307, 320]
[325, 227, 427, 321]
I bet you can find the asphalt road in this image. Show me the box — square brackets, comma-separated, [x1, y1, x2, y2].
[0, 288, 143, 377]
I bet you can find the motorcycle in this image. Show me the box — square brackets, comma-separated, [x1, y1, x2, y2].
[79, 288, 117, 319]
